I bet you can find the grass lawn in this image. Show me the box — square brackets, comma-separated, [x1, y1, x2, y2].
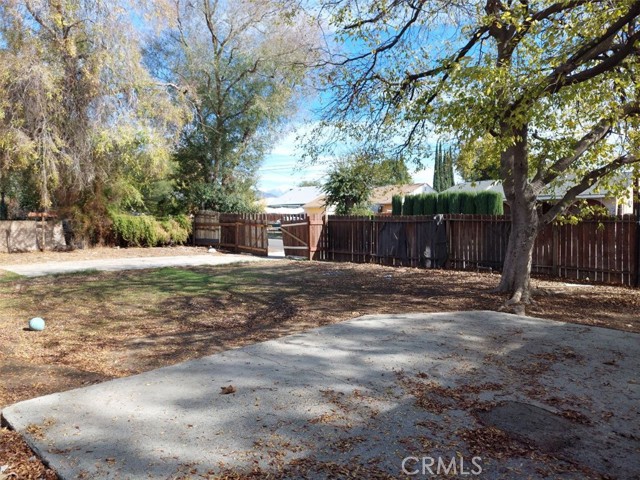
[1, 258, 639, 478]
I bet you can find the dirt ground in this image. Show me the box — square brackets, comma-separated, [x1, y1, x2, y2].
[1, 247, 639, 479]
[0, 245, 211, 266]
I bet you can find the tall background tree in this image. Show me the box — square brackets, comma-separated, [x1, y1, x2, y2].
[146, 0, 322, 213]
[0, 0, 185, 238]
[433, 141, 454, 191]
[313, 0, 640, 309]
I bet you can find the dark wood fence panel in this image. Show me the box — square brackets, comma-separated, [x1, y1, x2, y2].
[323, 214, 639, 287]
[542, 215, 637, 285]
[325, 215, 448, 268]
[197, 211, 639, 286]
[446, 215, 510, 271]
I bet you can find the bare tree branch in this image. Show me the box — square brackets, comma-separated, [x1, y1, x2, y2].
[532, 102, 640, 192]
[540, 153, 639, 225]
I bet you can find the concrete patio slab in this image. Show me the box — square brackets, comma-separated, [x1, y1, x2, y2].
[0, 253, 271, 277]
[2, 311, 639, 479]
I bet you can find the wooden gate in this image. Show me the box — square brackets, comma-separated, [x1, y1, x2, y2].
[193, 211, 269, 256]
[281, 214, 325, 259]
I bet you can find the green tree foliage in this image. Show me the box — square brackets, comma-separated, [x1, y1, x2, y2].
[323, 160, 373, 215]
[325, 149, 413, 215]
[147, 0, 321, 213]
[315, 0, 640, 304]
[457, 135, 502, 182]
[0, 0, 185, 229]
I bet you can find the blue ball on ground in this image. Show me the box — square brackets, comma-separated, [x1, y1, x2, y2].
[29, 317, 45, 331]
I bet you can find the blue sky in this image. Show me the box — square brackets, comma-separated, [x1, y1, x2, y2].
[257, 125, 436, 194]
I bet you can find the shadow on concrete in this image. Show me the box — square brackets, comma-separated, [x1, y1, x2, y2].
[3, 312, 639, 479]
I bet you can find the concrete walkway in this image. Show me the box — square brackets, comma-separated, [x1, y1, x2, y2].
[2, 312, 639, 479]
[0, 253, 271, 277]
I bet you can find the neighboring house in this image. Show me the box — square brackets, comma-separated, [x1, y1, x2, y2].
[302, 183, 434, 216]
[370, 183, 436, 214]
[537, 174, 633, 215]
[265, 186, 323, 214]
[442, 176, 633, 215]
[303, 194, 336, 216]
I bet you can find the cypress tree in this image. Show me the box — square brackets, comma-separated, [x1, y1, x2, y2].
[443, 147, 455, 190]
[402, 195, 413, 215]
[391, 195, 403, 215]
[424, 194, 438, 214]
[432, 142, 441, 192]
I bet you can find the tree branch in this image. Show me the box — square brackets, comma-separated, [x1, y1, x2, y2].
[532, 102, 640, 192]
[540, 153, 639, 225]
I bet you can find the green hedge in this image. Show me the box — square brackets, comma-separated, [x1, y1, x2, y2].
[402, 195, 414, 215]
[476, 191, 504, 215]
[460, 192, 477, 214]
[397, 191, 503, 216]
[391, 195, 403, 215]
[109, 211, 192, 247]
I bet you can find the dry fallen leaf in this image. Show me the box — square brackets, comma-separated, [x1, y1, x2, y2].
[220, 385, 236, 395]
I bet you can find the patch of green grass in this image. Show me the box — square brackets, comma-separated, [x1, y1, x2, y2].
[0, 270, 24, 283]
[35, 267, 262, 306]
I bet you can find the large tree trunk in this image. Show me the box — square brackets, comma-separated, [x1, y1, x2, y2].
[496, 123, 539, 306]
[496, 197, 538, 304]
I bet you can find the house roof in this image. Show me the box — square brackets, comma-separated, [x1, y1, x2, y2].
[442, 174, 632, 202]
[537, 173, 632, 200]
[303, 194, 327, 209]
[369, 183, 435, 205]
[265, 187, 323, 207]
[442, 180, 506, 199]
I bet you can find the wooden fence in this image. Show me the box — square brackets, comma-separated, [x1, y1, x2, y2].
[194, 211, 639, 286]
[281, 214, 325, 259]
[305, 214, 639, 287]
[193, 211, 269, 256]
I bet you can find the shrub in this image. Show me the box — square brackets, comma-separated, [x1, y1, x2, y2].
[448, 192, 461, 214]
[160, 216, 191, 244]
[474, 191, 489, 214]
[412, 194, 425, 215]
[109, 211, 192, 247]
[460, 192, 477, 214]
[424, 194, 438, 215]
[402, 195, 414, 215]
[485, 191, 504, 215]
[391, 195, 403, 215]
[436, 192, 449, 214]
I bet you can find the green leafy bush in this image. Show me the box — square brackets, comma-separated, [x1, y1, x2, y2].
[436, 192, 449, 214]
[109, 211, 191, 247]
[479, 191, 504, 215]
